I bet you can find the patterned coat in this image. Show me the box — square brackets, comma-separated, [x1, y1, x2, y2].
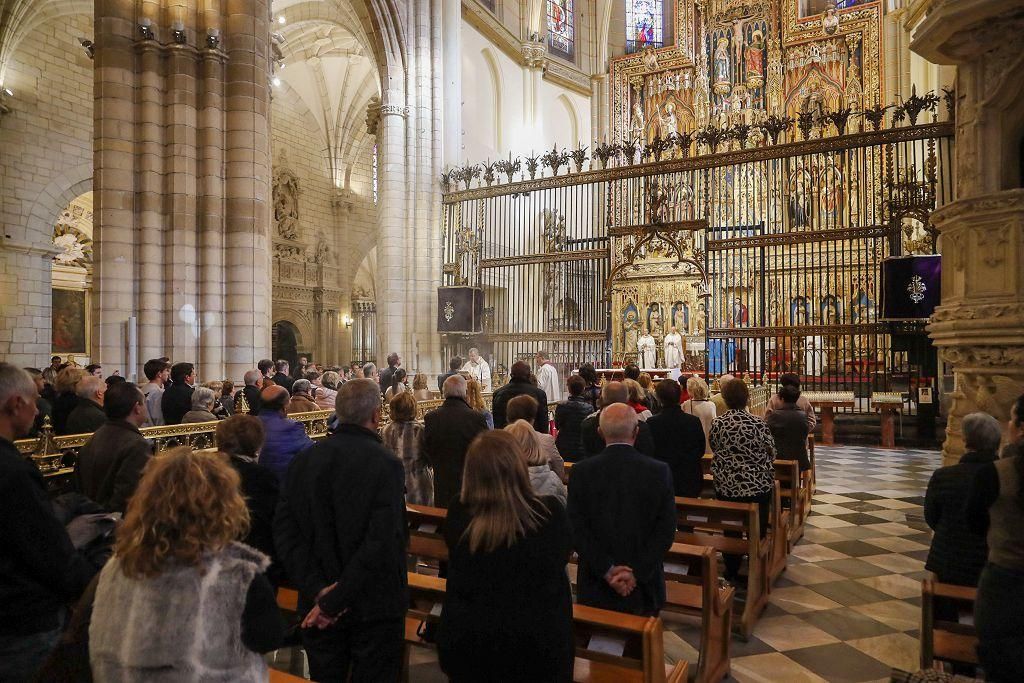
[709, 409, 777, 498]
[381, 420, 433, 506]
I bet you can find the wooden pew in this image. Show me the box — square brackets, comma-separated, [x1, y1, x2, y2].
[662, 543, 733, 683]
[406, 503, 449, 563]
[766, 482, 789, 585]
[269, 670, 308, 683]
[773, 459, 809, 548]
[920, 579, 979, 673]
[674, 497, 770, 640]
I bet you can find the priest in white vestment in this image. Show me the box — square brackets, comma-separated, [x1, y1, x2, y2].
[534, 350, 562, 402]
[638, 332, 657, 369]
[664, 327, 683, 369]
[461, 347, 492, 392]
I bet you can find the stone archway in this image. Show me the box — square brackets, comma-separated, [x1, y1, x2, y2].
[272, 320, 303, 370]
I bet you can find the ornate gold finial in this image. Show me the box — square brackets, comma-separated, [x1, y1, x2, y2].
[236, 391, 251, 415]
[36, 415, 55, 457]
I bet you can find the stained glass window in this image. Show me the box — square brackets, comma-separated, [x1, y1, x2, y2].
[546, 0, 574, 60]
[626, 0, 664, 54]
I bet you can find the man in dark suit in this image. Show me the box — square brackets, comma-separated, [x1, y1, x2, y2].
[75, 381, 154, 512]
[271, 360, 295, 393]
[233, 369, 264, 414]
[436, 356, 462, 393]
[160, 362, 195, 426]
[579, 382, 656, 458]
[646, 378, 707, 497]
[422, 374, 489, 508]
[764, 384, 811, 470]
[64, 375, 107, 435]
[378, 352, 401, 395]
[568, 404, 676, 616]
[491, 360, 549, 432]
[274, 378, 407, 683]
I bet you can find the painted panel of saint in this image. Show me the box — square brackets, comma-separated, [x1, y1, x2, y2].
[730, 297, 749, 328]
[622, 301, 641, 353]
[52, 288, 87, 354]
[820, 295, 842, 325]
[850, 290, 875, 324]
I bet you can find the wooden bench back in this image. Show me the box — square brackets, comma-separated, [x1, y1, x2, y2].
[921, 579, 979, 670]
[773, 460, 800, 509]
[675, 496, 759, 540]
[406, 503, 449, 562]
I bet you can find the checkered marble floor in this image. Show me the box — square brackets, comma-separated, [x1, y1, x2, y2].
[663, 444, 942, 683]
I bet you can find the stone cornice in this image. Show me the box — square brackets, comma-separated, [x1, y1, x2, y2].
[0, 236, 60, 258]
[543, 58, 593, 97]
[911, 0, 1024, 64]
[462, 0, 524, 66]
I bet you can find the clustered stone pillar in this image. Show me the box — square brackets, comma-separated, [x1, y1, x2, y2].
[913, 0, 1024, 464]
[94, 0, 271, 381]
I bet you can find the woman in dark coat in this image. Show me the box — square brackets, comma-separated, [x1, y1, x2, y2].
[438, 431, 573, 682]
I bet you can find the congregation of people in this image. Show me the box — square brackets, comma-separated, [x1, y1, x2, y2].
[2, 350, 1024, 682]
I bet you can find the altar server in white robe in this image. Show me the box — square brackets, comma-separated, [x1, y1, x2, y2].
[638, 331, 657, 369]
[534, 350, 563, 402]
[664, 327, 684, 369]
[461, 347, 492, 392]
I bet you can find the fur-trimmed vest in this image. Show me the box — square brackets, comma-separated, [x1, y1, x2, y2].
[90, 542, 269, 682]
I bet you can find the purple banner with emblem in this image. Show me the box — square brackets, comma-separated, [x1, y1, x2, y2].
[881, 255, 941, 321]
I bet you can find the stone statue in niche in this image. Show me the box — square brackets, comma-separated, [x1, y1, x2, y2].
[631, 101, 646, 141]
[800, 80, 827, 130]
[273, 166, 301, 241]
[313, 231, 332, 265]
[657, 101, 679, 138]
[649, 180, 671, 224]
[622, 301, 641, 354]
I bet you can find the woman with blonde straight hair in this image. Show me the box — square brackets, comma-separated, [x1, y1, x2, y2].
[438, 431, 573, 682]
[505, 419, 566, 505]
[89, 447, 283, 681]
[465, 377, 494, 428]
[412, 372, 433, 402]
[682, 375, 717, 451]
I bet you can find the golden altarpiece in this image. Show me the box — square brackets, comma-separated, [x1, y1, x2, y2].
[440, 0, 952, 411]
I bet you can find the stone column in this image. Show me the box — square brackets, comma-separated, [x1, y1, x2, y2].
[375, 92, 408, 365]
[442, 0, 461, 165]
[94, 0, 271, 380]
[913, 0, 1024, 463]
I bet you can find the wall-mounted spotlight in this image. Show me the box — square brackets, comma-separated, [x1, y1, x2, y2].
[172, 20, 186, 44]
[0, 87, 11, 116]
[138, 17, 154, 40]
[78, 37, 94, 59]
[206, 27, 220, 49]
[342, 315, 353, 328]
[271, 76, 281, 87]
[1, 87, 13, 98]
[277, 15, 286, 25]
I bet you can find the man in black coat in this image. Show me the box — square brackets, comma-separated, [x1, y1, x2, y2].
[271, 359, 295, 393]
[436, 356, 462, 393]
[646, 378, 707, 498]
[568, 404, 676, 616]
[160, 362, 195, 426]
[764, 384, 811, 470]
[233, 369, 264, 414]
[492, 360, 549, 432]
[422, 375, 489, 508]
[64, 375, 107, 435]
[378, 352, 401, 395]
[0, 364, 97, 681]
[554, 375, 596, 462]
[579, 382, 656, 458]
[75, 381, 154, 513]
[274, 378, 407, 682]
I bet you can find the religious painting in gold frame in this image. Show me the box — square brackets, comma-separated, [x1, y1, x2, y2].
[52, 288, 89, 356]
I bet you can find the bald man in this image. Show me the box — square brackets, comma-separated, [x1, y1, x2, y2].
[579, 381, 656, 458]
[257, 384, 313, 481]
[567, 403, 676, 616]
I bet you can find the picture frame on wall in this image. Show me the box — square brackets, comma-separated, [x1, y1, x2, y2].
[52, 288, 89, 356]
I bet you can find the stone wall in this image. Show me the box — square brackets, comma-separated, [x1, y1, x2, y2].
[0, 13, 92, 366]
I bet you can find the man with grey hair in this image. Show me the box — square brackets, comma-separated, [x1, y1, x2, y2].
[287, 379, 319, 414]
[0, 363, 97, 679]
[362, 362, 378, 383]
[579, 381, 656, 458]
[422, 373, 488, 509]
[925, 411, 1003, 593]
[568, 403, 676, 616]
[275, 378, 407, 682]
[234, 369, 264, 414]
[181, 387, 219, 423]
[65, 374, 107, 435]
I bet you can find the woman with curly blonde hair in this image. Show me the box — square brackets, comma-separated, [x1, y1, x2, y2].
[89, 447, 283, 681]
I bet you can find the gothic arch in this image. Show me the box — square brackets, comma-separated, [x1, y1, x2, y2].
[481, 47, 504, 152]
[556, 93, 580, 146]
[23, 163, 91, 245]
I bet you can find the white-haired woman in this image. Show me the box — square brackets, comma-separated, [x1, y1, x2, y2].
[181, 386, 220, 423]
[314, 371, 339, 411]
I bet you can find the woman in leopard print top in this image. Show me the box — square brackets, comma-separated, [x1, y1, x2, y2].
[708, 378, 776, 579]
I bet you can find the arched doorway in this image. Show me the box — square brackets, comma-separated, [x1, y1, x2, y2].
[272, 320, 301, 369]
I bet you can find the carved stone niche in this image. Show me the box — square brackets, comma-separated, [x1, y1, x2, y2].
[913, 0, 1024, 464]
